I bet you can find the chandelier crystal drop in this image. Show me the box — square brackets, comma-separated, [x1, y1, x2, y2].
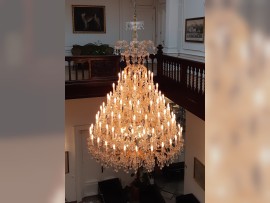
[87, 0, 184, 173]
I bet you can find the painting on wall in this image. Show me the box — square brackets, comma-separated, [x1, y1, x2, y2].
[72, 5, 106, 33]
[193, 157, 205, 190]
[185, 17, 204, 43]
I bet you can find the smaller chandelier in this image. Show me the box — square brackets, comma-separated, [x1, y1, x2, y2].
[88, 0, 184, 173]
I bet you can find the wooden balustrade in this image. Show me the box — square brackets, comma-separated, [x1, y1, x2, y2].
[155, 45, 205, 120]
[65, 55, 121, 82]
[65, 55, 121, 99]
[65, 45, 205, 119]
[159, 55, 205, 95]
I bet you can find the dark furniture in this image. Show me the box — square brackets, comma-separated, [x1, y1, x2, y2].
[98, 177, 165, 203]
[98, 178, 126, 203]
[176, 193, 200, 203]
[139, 184, 166, 203]
[71, 43, 114, 56]
[162, 162, 185, 180]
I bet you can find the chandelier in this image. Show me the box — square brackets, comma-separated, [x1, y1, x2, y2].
[88, 0, 184, 173]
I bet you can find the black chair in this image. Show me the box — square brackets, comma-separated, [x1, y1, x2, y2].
[175, 193, 200, 203]
[98, 178, 126, 203]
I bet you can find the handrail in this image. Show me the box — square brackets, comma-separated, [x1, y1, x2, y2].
[155, 45, 205, 120]
[65, 46, 205, 119]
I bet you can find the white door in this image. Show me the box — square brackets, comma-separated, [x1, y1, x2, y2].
[136, 7, 155, 42]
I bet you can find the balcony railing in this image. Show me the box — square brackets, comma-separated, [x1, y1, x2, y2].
[65, 45, 205, 119]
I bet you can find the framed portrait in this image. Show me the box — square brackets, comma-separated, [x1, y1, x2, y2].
[185, 17, 205, 43]
[193, 157, 205, 190]
[72, 5, 106, 33]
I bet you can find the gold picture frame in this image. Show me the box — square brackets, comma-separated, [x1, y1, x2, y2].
[72, 5, 106, 33]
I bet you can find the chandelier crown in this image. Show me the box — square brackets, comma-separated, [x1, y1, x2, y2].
[114, 0, 156, 64]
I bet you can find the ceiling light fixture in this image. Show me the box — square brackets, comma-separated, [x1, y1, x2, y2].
[88, 0, 184, 173]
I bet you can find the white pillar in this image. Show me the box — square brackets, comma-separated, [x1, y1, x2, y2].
[164, 0, 179, 54]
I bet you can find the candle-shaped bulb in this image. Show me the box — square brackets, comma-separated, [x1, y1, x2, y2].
[89, 126, 92, 134]
[169, 139, 172, 145]
[151, 145, 153, 152]
[161, 142, 164, 148]
[135, 146, 138, 152]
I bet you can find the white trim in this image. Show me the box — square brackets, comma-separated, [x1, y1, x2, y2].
[74, 124, 90, 202]
[166, 53, 205, 63]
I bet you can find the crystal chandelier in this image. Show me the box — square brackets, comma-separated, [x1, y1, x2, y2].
[88, 0, 184, 173]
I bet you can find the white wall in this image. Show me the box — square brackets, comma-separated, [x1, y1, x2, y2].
[156, 0, 205, 60]
[184, 110, 205, 203]
[65, 0, 156, 55]
[65, 97, 133, 202]
[65, 0, 121, 54]
[178, 0, 205, 57]
[65, 97, 105, 201]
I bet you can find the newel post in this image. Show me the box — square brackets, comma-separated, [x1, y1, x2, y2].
[156, 44, 163, 76]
